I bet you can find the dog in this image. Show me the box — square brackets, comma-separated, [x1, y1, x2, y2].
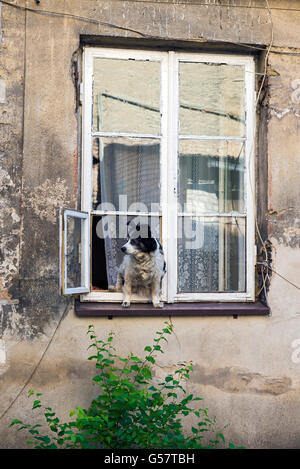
[109, 222, 166, 308]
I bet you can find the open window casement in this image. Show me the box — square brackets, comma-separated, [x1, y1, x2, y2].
[59, 208, 90, 295]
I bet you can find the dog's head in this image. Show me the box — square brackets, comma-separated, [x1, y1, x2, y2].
[121, 223, 157, 255]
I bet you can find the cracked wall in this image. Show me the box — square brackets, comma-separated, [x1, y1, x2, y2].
[1, 0, 300, 450]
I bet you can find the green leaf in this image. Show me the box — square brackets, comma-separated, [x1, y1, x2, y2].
[32, 400, 41, 409]
[92, 376, 102, 383]
[141, 367, 152, 380]
[130, 364, 140, 372]
[130, 356, 142, 363]
[149, 386, 157, 392]
[145, 356, 155, 364]
[144, 346, 152, 352]
[10, 419, 23, 427]
[87, 355, 98, 360]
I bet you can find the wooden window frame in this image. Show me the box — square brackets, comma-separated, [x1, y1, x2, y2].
[77, 47, 256, 304]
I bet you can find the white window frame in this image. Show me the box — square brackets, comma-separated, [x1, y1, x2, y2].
[59, 208, 90, 295]
[80, 47, 256, 303]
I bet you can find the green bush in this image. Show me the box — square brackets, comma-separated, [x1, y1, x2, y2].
[10, 321, 240, 449]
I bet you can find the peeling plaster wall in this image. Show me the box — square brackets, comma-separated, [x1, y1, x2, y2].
[1, 0, 300, 449]
[267, 53, 300, 250]
[0, 2, 24, 308]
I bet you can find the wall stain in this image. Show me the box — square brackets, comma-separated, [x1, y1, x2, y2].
[25, 178, 69, 224]
[191, 365, 292, 396]
[268, 209, 300, 248]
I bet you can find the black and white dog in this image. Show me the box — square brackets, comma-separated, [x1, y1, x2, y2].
[110, 223, 166, 308]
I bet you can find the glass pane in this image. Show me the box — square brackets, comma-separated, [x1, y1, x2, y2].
[66, 215, 84, 290]
[178, 140, 245, 214]
[177, 216, 246, 293]
[93, 58, 161, 134]
[92, 137, 160, 212]
[179, 62, 245, 136]
[92, 214, 160, 290]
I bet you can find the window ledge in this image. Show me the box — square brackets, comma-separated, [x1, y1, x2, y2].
[75, 300, 270, 318]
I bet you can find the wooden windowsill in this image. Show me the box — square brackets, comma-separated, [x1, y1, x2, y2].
[75, 300, 270, 318]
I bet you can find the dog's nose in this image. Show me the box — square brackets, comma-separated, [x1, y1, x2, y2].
[121, 246, 126, 253]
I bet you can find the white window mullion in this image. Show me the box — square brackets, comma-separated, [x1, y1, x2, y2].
[245, 57, 256, 300]
[179, 135, 246, 141]
[92, 132, 161, 139]
[160, 53, 169, 302]
[166, 51, 179, 303]
[82, 49, 93, 213]
[218, 153, 225, 291]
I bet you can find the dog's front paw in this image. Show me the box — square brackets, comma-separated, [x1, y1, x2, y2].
[109, 285, 122, 292]
[153, 301, 164, 308]
[122, 300, 130, 308]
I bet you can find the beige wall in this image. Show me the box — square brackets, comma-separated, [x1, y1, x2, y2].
[1, 0, 300, 449]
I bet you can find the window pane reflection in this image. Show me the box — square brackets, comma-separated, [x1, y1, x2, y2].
[92, 137, 160, 212]
[178, 140, 245, 214]
[179, 62, 245, 136]
[177, 216, 246, 293]
[93, 58, 161, 134]
[66, 216, 83, 289]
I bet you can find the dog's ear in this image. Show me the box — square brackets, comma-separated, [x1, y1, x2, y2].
[141, 238, 157, 253]
[127, 220, 140, 238]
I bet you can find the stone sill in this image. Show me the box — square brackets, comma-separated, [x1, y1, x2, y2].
[75, 300, 270, 318]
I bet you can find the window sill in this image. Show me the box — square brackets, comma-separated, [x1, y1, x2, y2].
[75, 300, 270, 318]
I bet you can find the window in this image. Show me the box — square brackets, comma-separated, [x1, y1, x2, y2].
[60, 47, 256, 304]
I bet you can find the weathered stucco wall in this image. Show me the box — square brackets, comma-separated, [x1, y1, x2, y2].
[1, 0, 300, 449]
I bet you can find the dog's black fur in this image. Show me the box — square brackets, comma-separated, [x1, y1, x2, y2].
[111, 222, 166, 308]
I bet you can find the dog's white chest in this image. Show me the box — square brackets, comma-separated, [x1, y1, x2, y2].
[132, 259, 156, 285]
